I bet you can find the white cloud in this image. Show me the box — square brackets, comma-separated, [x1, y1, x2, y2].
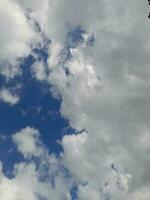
[17, 0, 49, 31]
[0, 0, 42, 80]
[0, 0, 150, 199]
[38, 0, 150, 199]
[32, 61, 47, 81]
[0, 0, 36, 62]
[126, 188, 150, 200]
[0, 63, 21, 80]
[12, 127, 43, 158]
[48, 42, 62, 68]
[0, 89, 20, 105]
[0, 161, 72, 200]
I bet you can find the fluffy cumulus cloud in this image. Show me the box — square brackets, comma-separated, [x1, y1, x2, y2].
[0, 89, 20, 105]
[0, 0, 150, 199]
[12, 127, 43, 158]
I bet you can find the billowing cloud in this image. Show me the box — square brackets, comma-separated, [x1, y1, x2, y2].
[42, 0, 150, 198]
[0, 0, 150, 199]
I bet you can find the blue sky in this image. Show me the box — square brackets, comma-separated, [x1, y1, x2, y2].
[0, 31, 74, 173]
[0, 1, 150, 200]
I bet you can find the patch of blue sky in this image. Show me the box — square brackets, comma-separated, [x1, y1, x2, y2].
[0, 25, 94, 181]
[0, 54, 72, 176]
[0, 58, 73, 149]
[70, 185, 78, 200]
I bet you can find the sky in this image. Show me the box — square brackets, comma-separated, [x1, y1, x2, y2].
[0, 0, 150, 199]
